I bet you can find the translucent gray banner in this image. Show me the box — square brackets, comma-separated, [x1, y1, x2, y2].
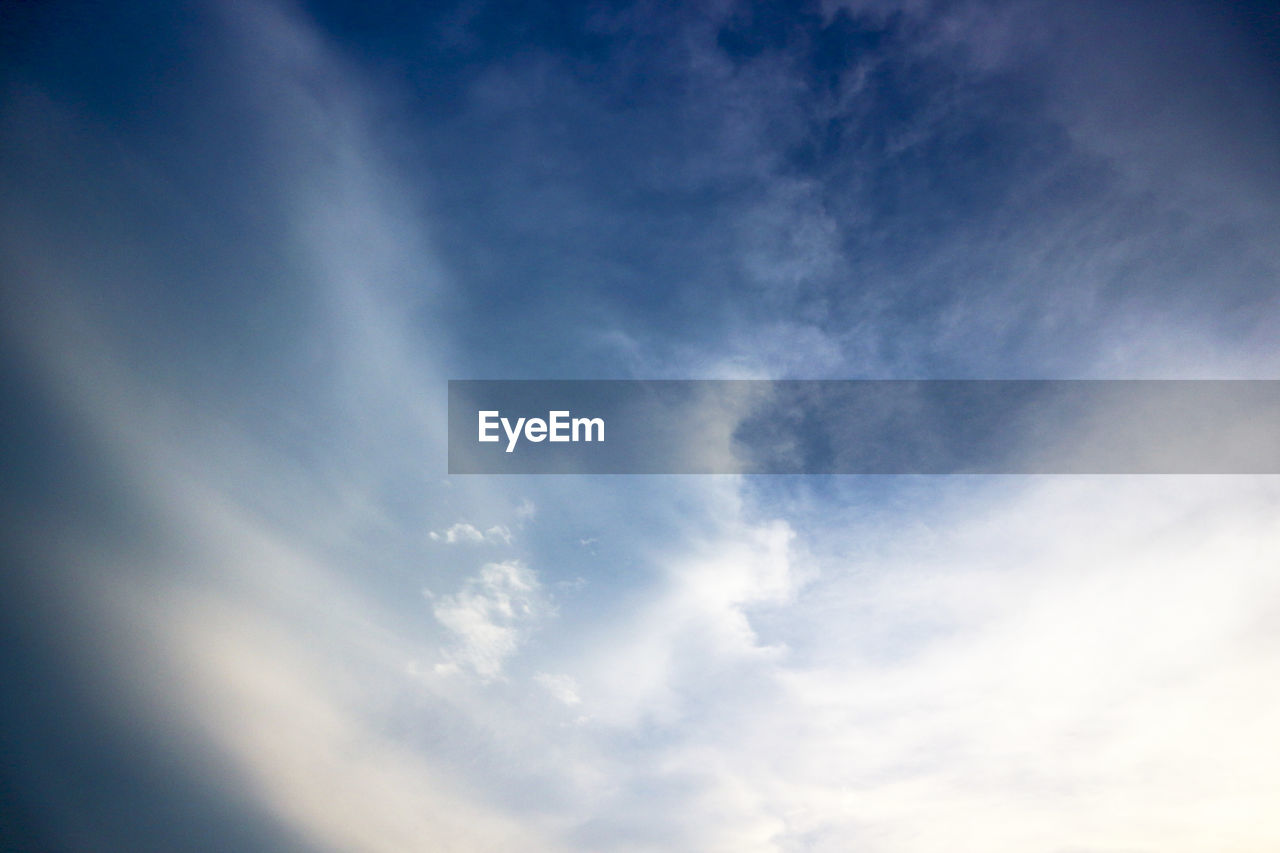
[447, 380, 1280, 474]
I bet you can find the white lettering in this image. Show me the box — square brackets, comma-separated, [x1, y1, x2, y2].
[480, 410, 604, 452]
[573, 416, 604, 442]
[549, 410, 570, 442]
[478, 411, 500, 442]
[502, 416, 526, 453]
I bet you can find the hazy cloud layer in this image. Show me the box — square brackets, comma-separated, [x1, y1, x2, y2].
[2, 0, 1277, 851]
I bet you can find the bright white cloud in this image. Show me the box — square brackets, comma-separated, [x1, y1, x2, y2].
[430, 560, 550, 680]
[429, 522, 514, 545]
[559, 476, 1280, 852]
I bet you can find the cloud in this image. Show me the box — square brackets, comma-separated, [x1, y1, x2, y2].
[535, 672, 582, 707]
[485, 525, 514, 544]
[153, 585, 562, 853]
[3, 0, 1279, 851]
[516, 499, 537, 521]
[429, 560, 550, 680]
[557, 485, 801, 730]
[527, 476, 1280, 852]
[430, 522, 485, 543]
[429, 522, 512, 544]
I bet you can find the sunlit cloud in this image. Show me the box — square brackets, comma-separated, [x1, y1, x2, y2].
[429, 560, 550, 679]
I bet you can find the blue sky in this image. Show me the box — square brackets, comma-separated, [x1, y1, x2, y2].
[2, 1, 1279, 851]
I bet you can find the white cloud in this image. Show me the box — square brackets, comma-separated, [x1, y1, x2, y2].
[429, 522, 485, 543]
[485, 525, 513, 545]
[430, 560, 550, 680]
[574, 476, 1280, 852]
[535, 672, 582, 707]
[561, 482, 801, 729]
[428, 522, 513, 545]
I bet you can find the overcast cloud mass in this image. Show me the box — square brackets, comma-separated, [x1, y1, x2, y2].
[2, 1, 1279, 851]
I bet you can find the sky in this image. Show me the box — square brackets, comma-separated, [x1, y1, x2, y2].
[1, 1, 1279, 851]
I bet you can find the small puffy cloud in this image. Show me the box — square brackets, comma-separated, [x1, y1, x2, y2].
[428, 560, 549, 680]
[429, 523, 512, 545]
[429, 523, 485, 544]
[485, 525, 513, 545]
